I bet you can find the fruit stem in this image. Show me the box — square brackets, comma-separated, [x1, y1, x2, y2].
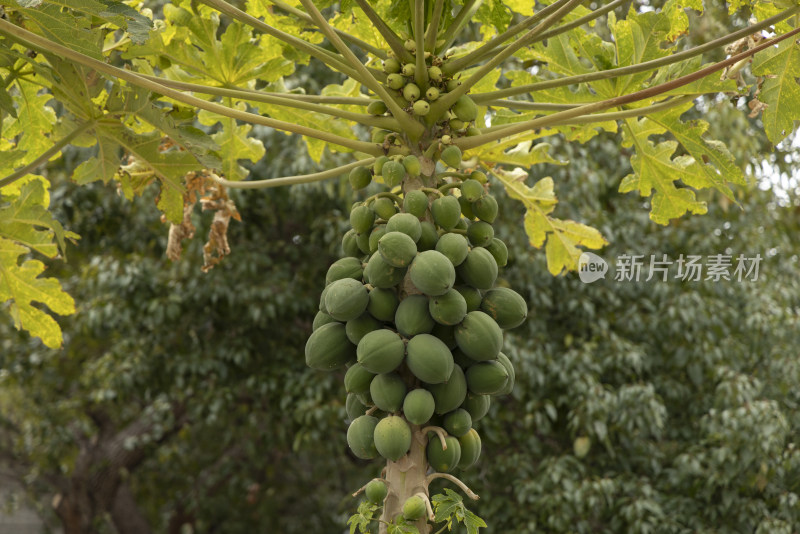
[415, 492, 435, 521]
[426, 473, 480, 500]
[420, 187, 444, 197]
[365, 192, 404, 205]
[436, 173, 469, 182]
[421, 426, 448, 450]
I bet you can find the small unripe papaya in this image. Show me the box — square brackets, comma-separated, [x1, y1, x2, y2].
[367, 100, 388, 116]
[426, 87, 440, 101]
[449, 118, 465, 130]
[349, 166, 372, 190]
[403, 495, 426, 521]
[453, 95, 478, 122]
[403, 189, 428, 217]
[372, 197, 397, 220]
[446, 79, 461, 92]
[441, 145, 462, 168]
[402, 155, 422, 176]
[412, 100, 429, 116]
[460, 179, 484, 202]
[402, 63, 416, 76]
[373, 155, 390, 175]
[365, 479, 388, 504]
[387, 73, 405, 90]
[404, 38, 416, 52]
[428, 65, 443, 82]
[383, 57, 401, 73]
[382, 160, 406, 188]
[403, 83, 421, 102]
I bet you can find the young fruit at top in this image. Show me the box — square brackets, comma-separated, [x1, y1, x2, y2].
[371, 129, 388, 144]
[387, 73, 405, 90]
[428, 65, 443, 82]
[449, 118, 465, 130]
[403, 83, 421, 102]
[404, 38, 416, 52]
[441, 134, 452, 145]
[460, 179, 484, 202]
[374, 415, 412, 461]
[453, 95, 478, 122]
[349, 166, 372, 190]
[402, 155, 421, 176]
[367, 100, 388, 116]
[441, 145, 462, 168]
[413, 100, 430, 116]
[470, 170, 487, 183]
[373, 155, 389, 175]
[383, 57, 401, 73]
[350, 205, 375, 234]
[472, 194, 498, 223]
[402, 63, 416, 76]
[372, 197, 397, 220]
[446, 79, 461, 92]
[466, 126, 482, 136]
[426, 87, 440, 101]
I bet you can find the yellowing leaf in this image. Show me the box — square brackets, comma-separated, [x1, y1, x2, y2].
[751, 38, 800, 145]
[494, 170, 607, 275]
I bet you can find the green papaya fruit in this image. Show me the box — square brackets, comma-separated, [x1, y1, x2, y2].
[461, 392, 490, 422]
[409, 250, 456, 296]
[344, 362, 376, 394]
[426, 435, 461, 472]
[350, 205, 375, 234]
[440, 145, 462, 168]
[346, 392, 366, 420]
[485, 238, 508, 267]
[370, 373, 407, 413]
[428, 289, 467, 326]
[402, 155, 422, 177]
[417, 221, 439, 251]
[305, 322, 355, 371]
[406, 334, 454, 384]
[365, 479, 388, 504]
[460, 179, 484, 202]
[372, 197, 397, 220]
[325, 257, 364, 286]
[365, 252, 407, 288]
[403, 189, 428, 217]
[472, 195, 498, 223]
[428, 365, 467, 414]
[455, 311, 503, 361]
[402, 63, 416, 76]
[324, 278, 369, 321]
[465, 360, 508, 395]
[367, 287, 399, 322]
[347, 415, 379, 459]
[403, 496, 426, 521]
[428, 65, 443, 81]
[453, 95, 478, 122]
[385, 213, 422, 242]
[426, 86, 440, 101]
[467, 220, 494, 247]
[312, 311, 336, 331]
[383, 57, 401, 73]
[457, 428, 482, 469]
[413, 100, 430, 116]
[395, 294, 435, 337]
[496, 352, 515, 395]
[378, 231, 418, 268]
[434, 232, 469, 266]
[342, 229, 362, 258]
[357, 329, 406, 373]
[374, 415, 412, 461]
[387, 73, 405, 90]
[367, 100, 388, 116]
[345, 313, 382, 344]
[455, 285, 483, 312]
[480, 287, 527, 329]
[369, 224, 387, 255]
[374, 155, 390, 175]
[431, 195, 461, 230]
[443, 408, 472, 437]
[403, 389, 436, 425]
[382, 160, 406, 188]
[356, 231, 371, 255]
[458, 195, 475, 219]
[349, 166, 372, 189]
[470, 170, 487, 183]
[457, 247, 498, 289]
[403, 83, 421, 102]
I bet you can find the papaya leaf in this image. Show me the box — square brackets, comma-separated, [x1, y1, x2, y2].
[645, 103, 745, 201]
[431, 489, 487, 534]
[5, 79, 58, 161]
[0, 179, 77, 349]
[750, 38, 800, 145]
[474, 134, 566, 168]
[198, 107, 265, 182]
[386, 517, 419, 534]
[347, 500, 379, 534]
[13, 2, 103, 60]
[493, 169, 606, 275]
[620, 117, 709, 224]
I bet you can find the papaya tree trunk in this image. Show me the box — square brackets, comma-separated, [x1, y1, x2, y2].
[380, 425, 431, 533]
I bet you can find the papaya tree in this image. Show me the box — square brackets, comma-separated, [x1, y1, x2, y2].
[1, 1, 798, 532]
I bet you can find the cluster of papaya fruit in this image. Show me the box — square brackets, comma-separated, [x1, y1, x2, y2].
[305, 141, 527, 486]
[367, 38, 480, 140]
